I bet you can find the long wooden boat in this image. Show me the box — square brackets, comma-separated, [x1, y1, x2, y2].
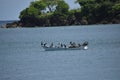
[42, 46, 88, 51]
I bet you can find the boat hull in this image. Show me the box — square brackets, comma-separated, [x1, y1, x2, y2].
[42, 46, 88, 51]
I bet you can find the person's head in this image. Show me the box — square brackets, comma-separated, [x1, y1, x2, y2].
[70, 41, 72, 44]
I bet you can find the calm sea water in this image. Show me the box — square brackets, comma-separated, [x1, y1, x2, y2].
[0, 24, 120, 80]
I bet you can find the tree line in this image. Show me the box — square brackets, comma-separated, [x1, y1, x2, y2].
[18, 0, 120, 27]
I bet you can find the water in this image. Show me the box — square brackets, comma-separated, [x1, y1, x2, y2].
[0, 24, 120, 80]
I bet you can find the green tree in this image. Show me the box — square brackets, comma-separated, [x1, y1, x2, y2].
[30, 1, 46, 15]
[30, 1, 46, 11]
[55, 0, 69, 14]
[75, 0, 116, 23]
[112, 3, 120, 17]
[27, 6, 39, 16]
[76, 0, 95, 6]
[19, 8, 29, 19]
[112, 3, 120, 13]
[39, 0, 61, 12]
[19, 0, 46, 19]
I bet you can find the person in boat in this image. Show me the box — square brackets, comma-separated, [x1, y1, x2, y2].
[57, 43, 61, 48]
[78, 43, 81, 47]
[69, 42, 77, 48]
[64, 44, 66, 48]
[43, 43, 48, 47]
[69, 41, 73, 48]
[70, 41, 73, 45]
[72, 42, 77, 48]
[50, 42, 54, 48]
[82, 41, 88, 46]
[57, 43, 63, 48]
[41, 41, 43, 46]
[60, 43, 63, 48]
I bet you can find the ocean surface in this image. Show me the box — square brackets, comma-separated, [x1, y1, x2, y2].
[0, 24, 120, 80]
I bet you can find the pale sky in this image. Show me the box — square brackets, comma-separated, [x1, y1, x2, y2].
[0, 0, 79, 20]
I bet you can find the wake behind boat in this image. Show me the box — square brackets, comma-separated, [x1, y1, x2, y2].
[41, 41, 88, 51]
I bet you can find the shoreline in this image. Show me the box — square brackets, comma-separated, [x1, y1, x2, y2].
[1, 23, 120, 29]
[1, 19, 120, 28]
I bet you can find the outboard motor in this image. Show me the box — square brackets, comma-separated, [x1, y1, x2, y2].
[82, 41, 88, 46]
[82, 41, 88, 50]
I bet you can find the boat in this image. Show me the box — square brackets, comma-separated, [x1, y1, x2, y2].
[41, 46, 88, 51]
[41, 41, 88, 51]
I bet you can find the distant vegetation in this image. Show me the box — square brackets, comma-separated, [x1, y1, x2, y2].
[6, 0, 120, 27]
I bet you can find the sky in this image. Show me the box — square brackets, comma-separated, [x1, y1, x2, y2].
[0, 0, 79, 20]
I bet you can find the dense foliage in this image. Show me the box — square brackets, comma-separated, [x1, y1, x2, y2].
[76, 0, 120, 24]
[19, 0, 120, 27]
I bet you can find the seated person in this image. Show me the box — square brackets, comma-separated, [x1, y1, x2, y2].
[50, 43, 54, 48]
